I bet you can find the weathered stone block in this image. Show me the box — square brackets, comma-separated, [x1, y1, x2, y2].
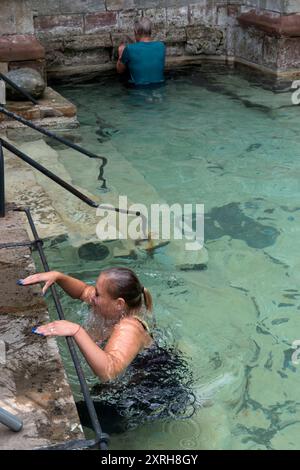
[188, 3, 216, 26]
[133, 0, 162, 7]
[9, 60, 46, 82]
[31, 0, 61, 15]
[84, 11, 117, 33]
[234, 27, 264, 64]
[262, 34, 279, 69]
[277, 37, 300, 70]
[166, 26, 186, 43]
[7, 102, 41, 121]
[285, 0, 300, 14]
[6, 67, 46, 100]
[186, 25, 224, 54]
[166, 6, 189, 27]
[62, 49, 111, 67]
[111, 31, 135, 47]
[265, 0, 286, 13]
[152, 27, 167, 42]
[227, 4, 241, 26]
[31, 0, 105, 14]
[164, 0, 193, 6]
[0, 35, 45, 62]
[217, 6, 228, 26]
[59, 0, 106, 13]
[34, 15, 84, 37]
[166, 44, 186, 56]
[0, 0, 33, 35]
[64, 33, 112, 51]
[144, 8, 167, 26]
[106, 0, 135, 10]
[117, 9, 143, 29]
[0, 63, 8, 74]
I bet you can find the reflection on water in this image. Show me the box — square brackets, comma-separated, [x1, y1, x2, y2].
[38, 65, 300, 449]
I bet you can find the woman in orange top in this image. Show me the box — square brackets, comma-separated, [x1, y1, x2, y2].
[20, 267, 153, 382]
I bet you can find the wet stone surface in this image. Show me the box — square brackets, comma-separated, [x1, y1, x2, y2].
[0, 207, 84, 449]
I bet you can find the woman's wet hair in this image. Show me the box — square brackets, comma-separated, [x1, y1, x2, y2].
[102, 267, 153, 312]
[134, 17, 152, 37]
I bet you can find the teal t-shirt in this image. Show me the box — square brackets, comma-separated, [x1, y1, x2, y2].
[121, 41, 165, 86]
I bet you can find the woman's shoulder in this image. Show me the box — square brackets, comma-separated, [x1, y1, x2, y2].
[117, 316, 152, 347]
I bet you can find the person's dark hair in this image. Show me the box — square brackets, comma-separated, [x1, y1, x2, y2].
[134, 17, 152, 37]
[102, 267, 153, 312]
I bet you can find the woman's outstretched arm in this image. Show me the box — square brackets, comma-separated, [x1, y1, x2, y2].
[21, 271, 95, 301]
[33, 318, 148, 382]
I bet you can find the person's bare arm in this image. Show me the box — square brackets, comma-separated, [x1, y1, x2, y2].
[116, 44, 126, 74]
[75, 317, 147, 381]
[21, 271, 94, 300]
[33, 317, 149, 381]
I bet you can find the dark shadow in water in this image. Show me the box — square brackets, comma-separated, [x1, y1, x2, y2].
[201, 202, 280, 249]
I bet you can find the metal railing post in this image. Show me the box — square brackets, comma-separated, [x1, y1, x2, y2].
[0, 140, 5, 218]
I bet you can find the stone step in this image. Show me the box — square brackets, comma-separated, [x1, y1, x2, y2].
[4, 136, 207, 269]
[58, 140, 208, 269]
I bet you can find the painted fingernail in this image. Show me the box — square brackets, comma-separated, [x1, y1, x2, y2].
[31, 327, 44, 336]
[16, 279, 24, 286]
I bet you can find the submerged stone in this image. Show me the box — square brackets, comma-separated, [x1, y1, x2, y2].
[78, 242, 109, 261]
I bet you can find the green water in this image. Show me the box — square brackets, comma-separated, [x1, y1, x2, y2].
[42, 65, 300, 449]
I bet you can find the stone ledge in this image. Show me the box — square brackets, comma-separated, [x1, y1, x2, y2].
[238, 10, 300, 37]
[0, 87, 77, 130]
[0, 35, 45, 62]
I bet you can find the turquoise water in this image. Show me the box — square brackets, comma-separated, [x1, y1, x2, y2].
[41, 65, 300, 449]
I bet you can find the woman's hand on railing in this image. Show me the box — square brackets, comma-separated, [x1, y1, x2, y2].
[32, 320, 81, 337]
[18, 271, 61, 295]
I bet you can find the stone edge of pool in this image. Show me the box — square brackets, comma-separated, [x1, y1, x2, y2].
[0, 205, 84, 450]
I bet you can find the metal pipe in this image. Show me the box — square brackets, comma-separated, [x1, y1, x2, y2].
[0, 140, 5, 217]
[0, 138, 148, 235]
[0, 407, 23, 432]
[0, 72, 38, 105]
[0, 105, 107, 189]
[1, 138, 98, 208]
[15, 207, 109, 450]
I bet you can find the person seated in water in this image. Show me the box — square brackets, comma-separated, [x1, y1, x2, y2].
[116, 17, 166, 86]
[20, 267, 153, 382]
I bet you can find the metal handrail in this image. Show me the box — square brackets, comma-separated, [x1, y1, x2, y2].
[0, 141, 4, 217]
[0, 105, 108, 190]
[16, 207, 109, 450]
[0, 137, 148, 236]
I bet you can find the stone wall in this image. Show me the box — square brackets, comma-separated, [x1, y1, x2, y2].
[234, 1, 300, 76]
[29, 1, 229, 78]
[1, 1, 300, 79]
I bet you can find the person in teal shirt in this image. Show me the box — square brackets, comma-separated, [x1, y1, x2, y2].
[116, 18, 165, 86]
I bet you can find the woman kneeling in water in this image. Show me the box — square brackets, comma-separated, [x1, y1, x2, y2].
[20, 267, 196, 432]
[21, 267, 153, 382]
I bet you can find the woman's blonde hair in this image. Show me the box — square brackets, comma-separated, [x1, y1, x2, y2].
[102, 267, 153, 312]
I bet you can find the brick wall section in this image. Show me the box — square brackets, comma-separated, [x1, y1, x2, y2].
[31, 1, 229, 74]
